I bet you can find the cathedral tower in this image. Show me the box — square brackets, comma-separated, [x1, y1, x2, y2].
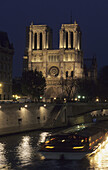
[23, 21, 84, 99]
[59, 21, 81, 50]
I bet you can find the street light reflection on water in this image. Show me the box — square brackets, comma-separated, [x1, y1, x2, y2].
[1, 132, 108, 169]
[0, 143, 8, 169]
[88, 136, 108, 169]
[16, 136, 33, 165]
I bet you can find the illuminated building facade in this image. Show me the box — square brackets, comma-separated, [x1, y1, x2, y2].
[0, 32, 14, 100]
[23, 21, 94, 98]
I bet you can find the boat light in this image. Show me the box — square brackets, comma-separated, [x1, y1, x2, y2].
[45, 140, 50, 144]
[45, 146, 54, 149]
[81, 139, 84, 143]
[73, 146, 84, 149]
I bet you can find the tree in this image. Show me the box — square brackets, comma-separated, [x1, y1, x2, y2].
[98, 65, 108, 101]
[12, 77, 22, 95]
[61, 77, 78, 101]
[77, 79, 97, 102]
[22, 70, 46, 101]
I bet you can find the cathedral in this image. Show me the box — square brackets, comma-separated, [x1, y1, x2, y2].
[23, 21, 96, 99]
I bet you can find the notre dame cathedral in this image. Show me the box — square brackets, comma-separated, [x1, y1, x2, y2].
[23, 21, 97, 99]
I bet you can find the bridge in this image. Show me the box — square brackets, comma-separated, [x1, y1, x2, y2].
[0, 102, 108, 136]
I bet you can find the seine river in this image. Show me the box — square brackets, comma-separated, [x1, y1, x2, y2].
[0, 130, 108, 170]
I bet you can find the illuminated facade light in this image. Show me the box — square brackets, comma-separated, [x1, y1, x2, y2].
[25, 105, 28, 108]
[0, 83, 2, 87]
[54, 97, 56, 100]
[0, 106, 1, 109]
[82, 96, 85, 99]
[44, 104, 46, 107]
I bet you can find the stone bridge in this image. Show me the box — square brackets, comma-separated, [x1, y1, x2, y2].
[0, 102, 108, 136]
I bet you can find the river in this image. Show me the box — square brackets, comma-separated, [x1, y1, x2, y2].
[0, 129, 108, 170]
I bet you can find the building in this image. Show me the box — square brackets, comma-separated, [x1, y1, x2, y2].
[84, 56, 97, 81]
[0, 31, 14, 100]
[23, 21, 95, 99]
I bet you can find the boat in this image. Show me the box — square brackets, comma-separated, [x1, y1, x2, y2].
[39, 125, 108, 160]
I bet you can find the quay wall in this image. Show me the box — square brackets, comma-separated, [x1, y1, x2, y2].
[0, 102, 108, 136]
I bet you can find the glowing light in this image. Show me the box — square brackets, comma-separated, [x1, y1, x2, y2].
[25, 105, 28, 108]
[45, 140, 50, 144]
[16, 136, 32, 164]
[75, 98, 77, 101]
[62, 140, 65, 142]
[88, 135, 108, 169]
[54, 97, 56, 100]
[82, 96, 85, 99]
[45, 146, 54, 149]
[23, 56, 28, 59]
[12, 94, 21, 99]
[38, 132, 50, 144]
[0, 143, 7, 165]
[73, 146, 84, 149]
[78, 95, 81, 99]
[44, 104, 46, 107]
[81, 139, 84, 143]
[96, 97, 99, 102]
[0, 83, 2, 87]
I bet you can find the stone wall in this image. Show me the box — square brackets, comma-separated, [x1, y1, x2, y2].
[0, 102, 108, 136]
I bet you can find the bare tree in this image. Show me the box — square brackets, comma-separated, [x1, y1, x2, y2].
[61, 77, 78, 101]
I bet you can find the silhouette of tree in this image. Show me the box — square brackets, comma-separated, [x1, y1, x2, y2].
[98, 65, 108, 101]
[77, 79, 97, 102]
[61, 77, 78, 101]
[12, 77, 22, 95]
[22, 70, 46, 101]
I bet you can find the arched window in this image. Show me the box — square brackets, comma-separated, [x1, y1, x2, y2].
[71, 32, 73, 49]
[34, 33, 37, 50]
[66, 71, 68, 78]
[40, 33, 42, 50]
[66, 32, 68, 49]
[71, 71, 74, 78]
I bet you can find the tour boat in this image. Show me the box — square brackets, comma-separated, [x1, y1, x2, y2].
[39, 126, 108, 160]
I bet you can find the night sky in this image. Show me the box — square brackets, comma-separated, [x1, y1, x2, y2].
[0, 0, 108, 77]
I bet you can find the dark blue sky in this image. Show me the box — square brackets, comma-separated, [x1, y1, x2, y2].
[0, 0, 108, 77]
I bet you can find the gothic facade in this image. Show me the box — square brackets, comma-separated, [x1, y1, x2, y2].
[23, 21, 92, 99]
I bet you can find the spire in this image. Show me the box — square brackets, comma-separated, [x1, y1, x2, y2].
[31, 21, 33, 25]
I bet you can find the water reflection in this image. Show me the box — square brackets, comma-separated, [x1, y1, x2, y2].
[38, 132, 51, 144]
[0, 143, 8, 169]
[89, 137, 108, 169]
[16, 136, 33, 165]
